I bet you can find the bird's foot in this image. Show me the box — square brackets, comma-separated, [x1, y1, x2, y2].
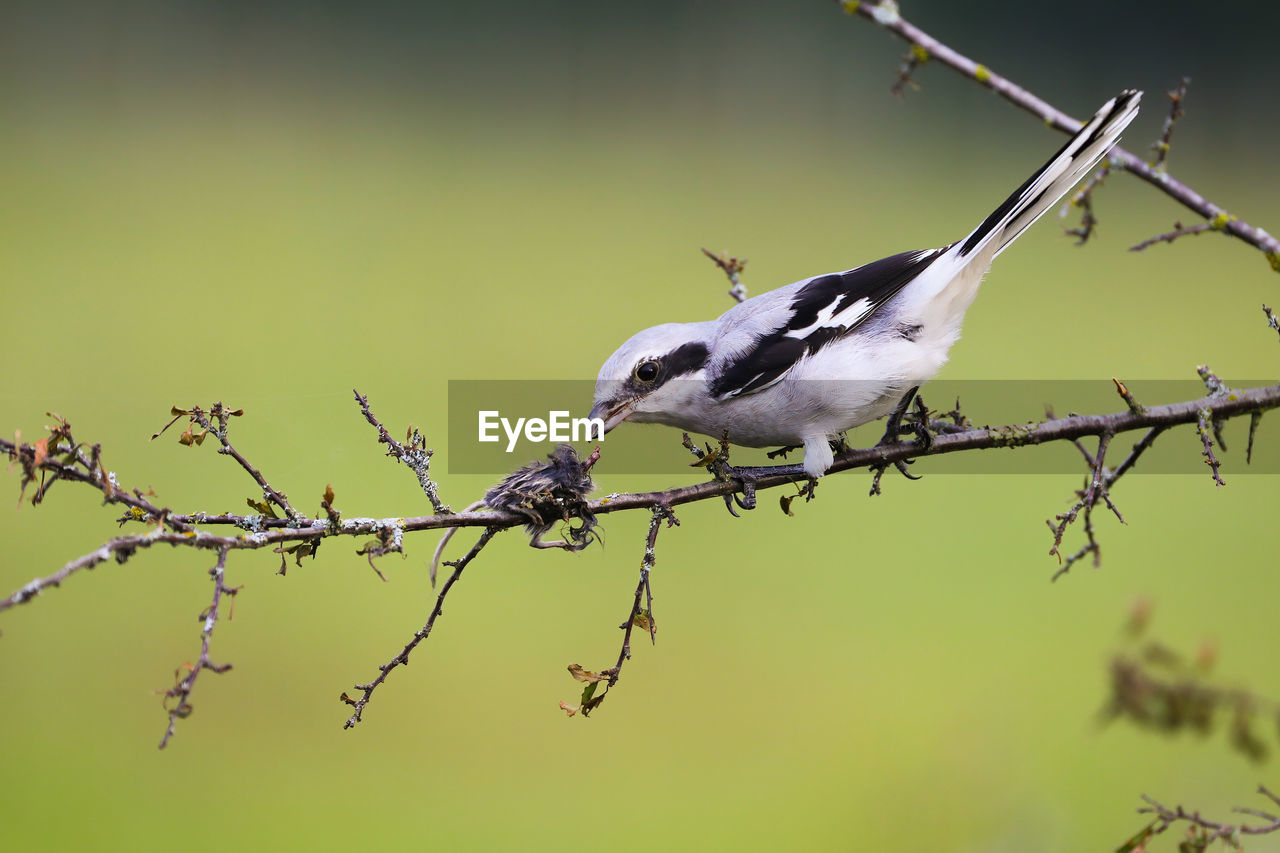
[683, 433, 759, 515]
[869, 387, 934, 494]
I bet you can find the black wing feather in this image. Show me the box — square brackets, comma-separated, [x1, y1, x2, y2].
[710, 249, 941, 399]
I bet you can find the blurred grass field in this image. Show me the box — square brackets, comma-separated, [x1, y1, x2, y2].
[2, 2, 1279, 851]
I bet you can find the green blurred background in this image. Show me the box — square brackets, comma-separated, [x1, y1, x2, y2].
[2, 1, 1278, 850]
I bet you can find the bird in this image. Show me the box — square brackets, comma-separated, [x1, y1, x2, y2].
[589, 90, 1141, 479]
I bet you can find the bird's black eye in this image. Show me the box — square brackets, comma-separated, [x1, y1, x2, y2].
[634, 360, 660, 383]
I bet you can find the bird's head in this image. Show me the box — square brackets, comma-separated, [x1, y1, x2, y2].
[589, 323, 711, 432]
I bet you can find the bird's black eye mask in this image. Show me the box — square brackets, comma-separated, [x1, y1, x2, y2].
[625, 341, 709, 394]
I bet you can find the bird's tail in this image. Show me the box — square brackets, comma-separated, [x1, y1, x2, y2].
[899, 90, 1141, 337]
[957, 89, 1142, 262]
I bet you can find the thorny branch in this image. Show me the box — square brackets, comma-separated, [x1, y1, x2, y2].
[838, 1, 1280, 272]
[159, 547, 237, 748]
[5, 380, 1280, 619]
[341, 527, 500, 729]
[354, 389, 450, 515]
[560, 505, 678, 718]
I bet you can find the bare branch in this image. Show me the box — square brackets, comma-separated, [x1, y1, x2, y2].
[1136, 787, 1280, 845]
[1149, 76, 1190, 170]
[353, 389, 450, 514]
[341, 526, 501, 729]
[6, 380, 1280, 618]
[159, 547, 236, 748]
[838, 1, 1280, 271]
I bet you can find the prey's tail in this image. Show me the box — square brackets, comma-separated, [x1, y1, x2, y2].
[959, 89, 1142, 261]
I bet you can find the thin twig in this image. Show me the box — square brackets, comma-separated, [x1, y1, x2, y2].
[1149, 76, 1190, 170]
[1137, 786, 1280, 845]
[701, 248, 749, 303]
[838, 0, 1280, 272]
[341, 526, 500, 729]
[353, 390, 450, 514]
[159, 547, 235, 748]
[1129, 221, 1213, 253]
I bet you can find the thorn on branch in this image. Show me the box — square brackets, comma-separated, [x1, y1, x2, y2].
[1112, 378, 1145, 416]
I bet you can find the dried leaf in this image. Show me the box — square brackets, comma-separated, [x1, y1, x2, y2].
[178, 425, 195, 446]
[631, 610, 655, 635]
[32, 437, 48, 468]
[780, 493, 795, 516]
[247, 497, 278, 519]
[323, 484, 335, 506]
[567, 663, 607, 683]
[558, 701, 578, 717]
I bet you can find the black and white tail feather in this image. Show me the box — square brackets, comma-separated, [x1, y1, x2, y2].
[589, 90, 1142, 478]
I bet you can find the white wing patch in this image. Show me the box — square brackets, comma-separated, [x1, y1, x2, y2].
[783, 296, 873, 340]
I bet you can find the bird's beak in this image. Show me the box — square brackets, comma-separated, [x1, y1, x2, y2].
[589, 398, 636, 433]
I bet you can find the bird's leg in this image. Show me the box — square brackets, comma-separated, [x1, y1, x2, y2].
[869, 386, 928, 492]
[712, 434, 758, 512]
[766, 444, 801, 460]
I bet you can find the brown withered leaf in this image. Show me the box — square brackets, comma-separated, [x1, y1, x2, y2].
[323, 484, 335, 506]
[780, 493, 795, 516]
[247, 497, 279, 519]
[631, 610, 655, 636]
[32, 437, 48, 468]
[567, 663, 607, 683]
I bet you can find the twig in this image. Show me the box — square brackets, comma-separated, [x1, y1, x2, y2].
[1062, 163, 1109, 245]
[1196, 408, 1225, 487]
[353, 390, 450, 514]
[562, 505, 678, 718]
[838, 1, 1280, 272]
[1264, 304, 1280, 340]
[159, 547, 235, 748]
[1129, 220, 1213, 253]
[340, 527, 500, 728]
[178, 403, 300, 522]
[701, 248, 749, 303]
[1136, 786, 1280, 846]
[612, 506, 676, 675]
[1149, 76, 1190, 170]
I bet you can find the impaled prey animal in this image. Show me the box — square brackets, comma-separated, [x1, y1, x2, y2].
[430, 444, 600, 586]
